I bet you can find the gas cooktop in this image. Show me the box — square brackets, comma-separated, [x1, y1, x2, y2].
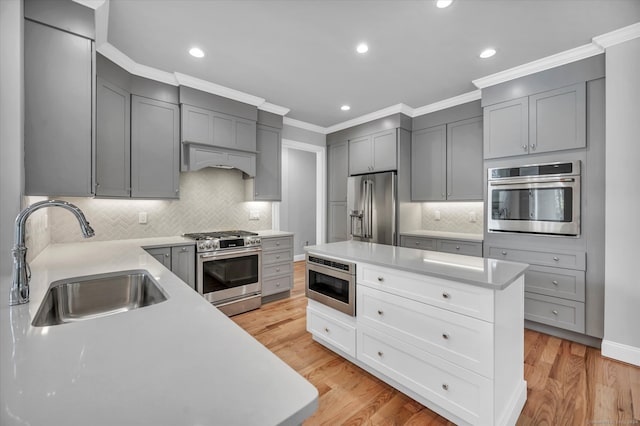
[183, 230, 259, 240]
[183, 230, 261, 253]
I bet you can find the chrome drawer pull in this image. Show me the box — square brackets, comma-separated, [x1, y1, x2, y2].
[377, 276, 384, 282]
[442, 292, 450, 299]
[552, 280, 559, 286]
[181, 247, 188, 252]
[501, 251, 507, 256]
[552, 310, 559, 315]
[324, 327, 330, 333]
[521, 144, 527, 151]
[455, 246, 460, 250]
[377, 351, 383, 357]
[442, 384, 449, 391]
[442, 333, 450, 340]
[276, 255, 280, 259]
[377, 310, 384, 316]
[553, 257, 560, 261]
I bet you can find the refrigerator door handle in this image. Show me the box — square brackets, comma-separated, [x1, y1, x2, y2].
[364, 179, 373, 238]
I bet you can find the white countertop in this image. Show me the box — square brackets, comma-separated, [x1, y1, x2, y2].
[306, 241, 527, 290]
[0, 237, 317, 426]
[400, 230, 483, 242]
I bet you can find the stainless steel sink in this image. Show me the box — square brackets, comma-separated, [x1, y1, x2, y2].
[32, 270, 168, 326]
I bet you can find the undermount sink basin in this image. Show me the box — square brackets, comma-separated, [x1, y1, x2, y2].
[32, 270, 168, 326]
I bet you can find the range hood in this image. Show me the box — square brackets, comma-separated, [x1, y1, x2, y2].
[181, 142, 256, 177]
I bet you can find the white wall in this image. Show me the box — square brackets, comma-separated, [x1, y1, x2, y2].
[0, 0, 23, 276]
[603, 37, 640, 366]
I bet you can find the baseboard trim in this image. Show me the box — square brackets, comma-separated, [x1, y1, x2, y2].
[498, 380, 527, 426]
[601, 339, 640, 367]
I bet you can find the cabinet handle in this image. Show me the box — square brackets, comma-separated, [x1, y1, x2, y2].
[455, 246, 460, 250]
[530, 144, 536, 151]
[181, 247, 188, 252]
[501, 251, 507, 256]
[276, 242, 280, 246]
[276, 268, 280, 272]
[415, 242, 420, 246]
[276, 282, 281, 287]
[164, 253, 170, 258]
[276, 255, 280, 259]
[522, 144, 528, 151]
[324, 327, 330, 333]
[447, 193, 451, 197]
[442, 384, 449, 391]
[442, 292, 450, 299]
[552, 310, 559, 316]
[553, 257, 559, 261]
[552, 280, 559, 286]
[442, 333, 450, 340]
[441, 193, 445, 198]
[377, 351, 383, 357]
[377, 276, 384, 282]
[377, 310, 384, 316]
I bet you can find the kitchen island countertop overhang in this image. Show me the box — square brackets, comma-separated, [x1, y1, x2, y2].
[0, 236, 317, 426]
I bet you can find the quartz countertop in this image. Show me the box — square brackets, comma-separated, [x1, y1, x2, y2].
[400, 230, 483, 242]
[305, 241, 527, 290]
[0, 237, 317, 426]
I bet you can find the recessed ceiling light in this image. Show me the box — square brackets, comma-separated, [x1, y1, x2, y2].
[341, 105, 351, 111]
[479, 48, 496, 59]
[189, 47, 205, 58]
[436, 0, 453, 8]
[356, 43, 368, 54]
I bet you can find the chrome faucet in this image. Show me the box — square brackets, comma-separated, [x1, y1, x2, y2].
[10, 200, 95, 306]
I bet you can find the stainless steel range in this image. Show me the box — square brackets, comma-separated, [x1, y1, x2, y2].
[183, 230, 262, 316]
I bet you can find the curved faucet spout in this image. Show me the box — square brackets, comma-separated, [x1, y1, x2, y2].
[10, 200, 95, 306]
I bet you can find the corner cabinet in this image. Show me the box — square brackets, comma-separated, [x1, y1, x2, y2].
[348, 129, 397, 175]
[327, 141, 349, 243]
[484, 82, 586, 159]
[250, 124, 282, 201]
[144, 245, 196, 290]
[411, 116, 483, 201]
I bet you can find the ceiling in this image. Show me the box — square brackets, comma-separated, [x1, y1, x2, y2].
[105, 0, 640, 129]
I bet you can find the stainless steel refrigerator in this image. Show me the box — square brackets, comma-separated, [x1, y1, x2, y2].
[347, 171, 397, 245]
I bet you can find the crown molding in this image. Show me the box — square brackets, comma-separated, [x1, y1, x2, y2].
[472, 43, 603, 89]
[282, 117, 328, 134]
[72, 0, 106, 9]
[258, 102, 290, 116]
[412, 90, 481, 117]
[174, 73, 265, 106]
[325, 103, 413, 134]
[593, 22, 640, 49]
[97, 43, 179, 85]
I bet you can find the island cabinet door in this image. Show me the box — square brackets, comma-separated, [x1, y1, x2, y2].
[357, 324, 493, 426]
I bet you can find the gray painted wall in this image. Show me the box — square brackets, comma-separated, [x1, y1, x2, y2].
[603, 37, 640, 363]
[0, 0, 23, 275]
[282, 124, 326, 147]
[280, 148, 316, 256]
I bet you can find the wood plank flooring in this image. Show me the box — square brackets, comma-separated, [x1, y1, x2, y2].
[232, 261, 640, 425]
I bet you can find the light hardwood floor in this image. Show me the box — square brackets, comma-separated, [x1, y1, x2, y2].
[232, 261, 640, 425]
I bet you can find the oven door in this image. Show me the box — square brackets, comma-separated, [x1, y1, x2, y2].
[197, 248, 262, 304]
[488, 176, 580, 236]
[306, 262, 355, 316]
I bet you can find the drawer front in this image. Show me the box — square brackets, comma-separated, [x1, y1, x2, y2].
[357, 325, 492, 425]
[358, 286, 494, 378]
[524, 292, 585, 333]
[488, 246, 585, 270]
[262, 274, 293, 296]
[263, 261, 293, 278]
[358, 263, 495, 322]
[307, 305, 356, 357]
[262, 248, 293, 265]
[399, 236, 437, 251]
[262, 236, 293, 251]
[525, 265, 585, 302]
[437, 240, 483, 257]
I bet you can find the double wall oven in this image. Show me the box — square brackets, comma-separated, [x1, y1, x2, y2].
[488, 161, 581, 236]
[305, 253, 356, 316]
[184, 231, 262, 316]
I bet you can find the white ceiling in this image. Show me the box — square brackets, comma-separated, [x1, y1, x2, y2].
[105, 0, 640, 128]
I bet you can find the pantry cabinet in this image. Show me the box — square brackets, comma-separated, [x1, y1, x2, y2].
[327, 141, 349, 243]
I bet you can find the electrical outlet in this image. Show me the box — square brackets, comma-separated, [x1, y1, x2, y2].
[434, 210, 441, 221]
[249, 210, 260, 220]
[138, 212, 148, 224]
[469, 212, 477, 223]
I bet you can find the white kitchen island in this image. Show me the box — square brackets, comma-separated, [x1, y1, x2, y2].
[0, 237, 317, 426]
[305, 240, 529, 426]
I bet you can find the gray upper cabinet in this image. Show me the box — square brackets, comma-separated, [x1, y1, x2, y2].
[484, 83, 586, 159]
[328, 141, 348, 202]
[411, 117, 482, 202]
[131, 96, 180, 199]
[252, 124, 282, 201]
[96, 78, 130, 197]
[411, 125, 446, 201]
[24, 19, 94, 196]
[348, 129, 397, 175]
[181, 104, 257, 152]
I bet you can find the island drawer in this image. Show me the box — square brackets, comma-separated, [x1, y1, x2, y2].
[263, 262, 293, 278]
[357, 285, 494, 378]
[307, 305, 356, 357]
[262, 248, 293, 265]
[524, 292, 585, 333]
[525, 266, 585, 302]
[487, 246, 586, 270]
[357, 325, 492, 425]
[437, 240, 483, 257]
[262, 274, 293, 297]
[399, 236, 437, 251]
[357, 263, 495, 322]
[262, 236, 293, 251]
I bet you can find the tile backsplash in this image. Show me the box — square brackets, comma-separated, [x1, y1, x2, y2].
[421, 202, 484, 234]
[49, 168, 272, 244]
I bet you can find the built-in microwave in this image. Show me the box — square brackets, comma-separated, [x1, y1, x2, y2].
[487, 161, 581, 236]
[305, 254, 356, 316]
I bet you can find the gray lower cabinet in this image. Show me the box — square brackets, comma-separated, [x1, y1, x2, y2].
[251, 124, 281, 200]
[24, 19, 94, 196]
[328, 202, 348, 242]
[131, 96, 180, 198]
[484, 82, 586, 159]
[144, 245, 196, 290]
[261, 235, 294, 301]
[348, 129, 397, 175]
[399, 235, 483, 257]
[181, 104, 257, 152]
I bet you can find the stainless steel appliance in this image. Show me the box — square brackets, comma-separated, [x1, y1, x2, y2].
[305, 253, 356, 316]
[488, 161, 581, 236]
[184, 230, 262, 316]
[348, 171, 397, 245]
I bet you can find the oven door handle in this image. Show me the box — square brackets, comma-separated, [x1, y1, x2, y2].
[489, 177, 576, 186]
[199, 248, 262, 259]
